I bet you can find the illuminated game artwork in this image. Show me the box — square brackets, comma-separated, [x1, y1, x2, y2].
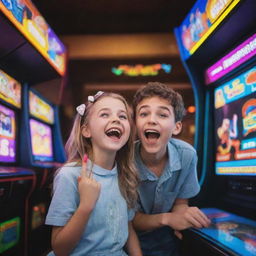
[0, 104, 16, 162]
[29, 91, 54, 124]
[196, 208, 256, 256]
[29, 119, 53, 162]
[214, 67, 256, 175]
[175, 0, 241, 59]
[0, 217, 20, 253]
[0, 70, 21, 108]
[0, 0, 66, 75]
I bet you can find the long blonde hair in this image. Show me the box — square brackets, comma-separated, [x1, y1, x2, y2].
[65, 92, 138, 208]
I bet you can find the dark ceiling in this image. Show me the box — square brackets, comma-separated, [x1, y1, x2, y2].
[33, 0, 196, 35]
[32, 0, 196, 116]
[32, 0, 197, 142]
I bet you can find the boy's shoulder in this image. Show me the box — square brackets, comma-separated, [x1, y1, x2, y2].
[169, 138, 196, 154]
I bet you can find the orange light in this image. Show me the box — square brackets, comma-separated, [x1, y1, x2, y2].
[187, 105, 196, 113]
[33, 206, 39, 211]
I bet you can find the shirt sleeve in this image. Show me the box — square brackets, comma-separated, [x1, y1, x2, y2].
[45, 167, 80, 226]
[177, 152, 200, 199]
[128, 208, 135, 221]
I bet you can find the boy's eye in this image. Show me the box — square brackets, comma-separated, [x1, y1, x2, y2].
[159, 113, 168, 118]
[139, 112, 148, 117]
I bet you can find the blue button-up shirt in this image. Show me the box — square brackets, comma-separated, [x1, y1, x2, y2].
[135, 138, 200, 255]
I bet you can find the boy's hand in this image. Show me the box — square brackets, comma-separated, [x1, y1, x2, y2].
[163, 206, 211, 230]
[177, 206, 211, 229]
[77, 154, 101, 212]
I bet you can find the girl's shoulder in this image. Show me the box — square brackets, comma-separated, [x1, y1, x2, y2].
[63, 161, 80, 167]
[55, 162, 82, 179]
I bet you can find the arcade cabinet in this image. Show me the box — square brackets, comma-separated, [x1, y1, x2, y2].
[20, 85, 66, 256]
[0, 1, 67, 255]
[0, 70, 35, 256]
[175, 0, 256, 255]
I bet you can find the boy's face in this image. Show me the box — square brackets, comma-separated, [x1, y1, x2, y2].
[135, 96, 182, 155]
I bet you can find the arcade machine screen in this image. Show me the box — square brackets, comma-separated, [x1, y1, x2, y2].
[195, 208, 256, 256]
[214, 67, 256, 176]
[29, 118, 53, 163]
[28, 90, 54, 165]
[0, 104, 16, 163]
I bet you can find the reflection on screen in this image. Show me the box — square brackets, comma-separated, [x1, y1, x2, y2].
[214, 67, 256, 175]
[29, 119, 53, 162]
[0, 104, 16, 162]
[199, 208, 256, 256]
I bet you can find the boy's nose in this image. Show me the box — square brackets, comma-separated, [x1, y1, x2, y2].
[148, 115, 157, 124]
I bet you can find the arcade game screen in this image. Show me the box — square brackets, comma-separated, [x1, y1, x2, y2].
[29, 118, 53, 162]
[214, 66, 256, 175]
[198, 208, 256, 256]
[0, 104, 16, 162]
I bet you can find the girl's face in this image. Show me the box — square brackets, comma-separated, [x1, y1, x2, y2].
[82, 96, 131, 154]
[135, 96, 182, 156]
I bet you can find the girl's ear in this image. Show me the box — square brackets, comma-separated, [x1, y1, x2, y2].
[81, 125, 91, 138]
[172, 121, 182, 135]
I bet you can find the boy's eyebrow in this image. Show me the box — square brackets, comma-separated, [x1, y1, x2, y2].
[138, 105, 171, 113]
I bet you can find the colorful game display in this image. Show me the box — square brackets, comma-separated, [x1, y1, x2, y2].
[194, 208, 256, 256]
[214, 67, 256, 175]
[0, 104, 16, 162]
[29, 119, 53, 162]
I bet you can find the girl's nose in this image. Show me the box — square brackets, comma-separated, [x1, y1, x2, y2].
[111, 116, 120, 124]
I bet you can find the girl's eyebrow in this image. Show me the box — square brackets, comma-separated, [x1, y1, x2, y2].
[98, 108, 127, 113]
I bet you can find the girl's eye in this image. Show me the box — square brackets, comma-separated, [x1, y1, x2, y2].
[100, 112, 109, 117]
[119, 115, 127, 120]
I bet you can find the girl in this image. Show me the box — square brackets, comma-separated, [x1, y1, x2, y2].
[45, 91, 142, 256]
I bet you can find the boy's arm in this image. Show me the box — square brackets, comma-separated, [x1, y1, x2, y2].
[125, 221, 143, 256]
[133, 199, 210, 232]
[132, 211, 166, 231]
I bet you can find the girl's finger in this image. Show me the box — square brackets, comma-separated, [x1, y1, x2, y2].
[81, 154, 88, 177]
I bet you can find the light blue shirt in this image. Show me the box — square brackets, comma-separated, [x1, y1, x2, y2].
[135, 138, 200, 256]
[45, 161, 133, 256]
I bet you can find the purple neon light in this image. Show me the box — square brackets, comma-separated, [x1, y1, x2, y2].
[205, 34, 256, 84]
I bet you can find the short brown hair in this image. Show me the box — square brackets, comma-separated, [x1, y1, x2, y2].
[133, 82, 186, 122]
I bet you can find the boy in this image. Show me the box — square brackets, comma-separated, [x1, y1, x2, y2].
[132, 82, 210, 256]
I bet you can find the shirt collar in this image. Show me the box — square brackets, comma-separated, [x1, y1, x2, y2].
[87, 159, 118, 176]
[135, 140, 181, 181]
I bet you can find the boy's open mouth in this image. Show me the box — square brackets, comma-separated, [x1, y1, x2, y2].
[105, 128, 122, 139]
[144, 129, 160, 139]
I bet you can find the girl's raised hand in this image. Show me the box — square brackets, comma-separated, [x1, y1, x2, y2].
[77, 154, 101, 213]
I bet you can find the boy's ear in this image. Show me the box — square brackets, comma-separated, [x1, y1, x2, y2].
[81, 125, 91, 138]
[172, 121, 182, 135]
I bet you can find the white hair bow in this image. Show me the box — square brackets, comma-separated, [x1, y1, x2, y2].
[76, 91, 104, 116]
[76, 104, 86, 116]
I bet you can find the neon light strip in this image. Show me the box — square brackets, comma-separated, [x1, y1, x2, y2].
[190, 0, 241, 55]
[205, 34, 256, 84]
